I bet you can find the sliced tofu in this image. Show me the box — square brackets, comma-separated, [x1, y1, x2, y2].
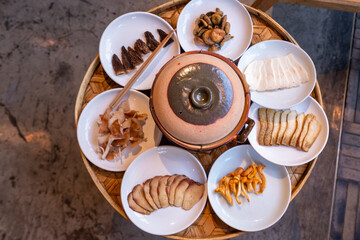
[297, 114, 315, 149]
[264, 109, 276, 146]
[281, 110, 297, 146]
[290, 113, 305, 147]
[276, 109, 290, 145]
[258, 108, 267, 145]
[270, 110, 282, 145]
[302, 117, 321, 152]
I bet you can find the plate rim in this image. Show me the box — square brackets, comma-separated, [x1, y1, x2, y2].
[120, 145, 208, 235]
[76, 88, 162, 172]
[99, 11, 180, 90]
[207, 144, 291, 232]
[247, 96, 329, 166]
[238, 39, 316, 109]
[176, 0, 253, 61]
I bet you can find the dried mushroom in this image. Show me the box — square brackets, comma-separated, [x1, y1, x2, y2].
[193, 8, 233, 52]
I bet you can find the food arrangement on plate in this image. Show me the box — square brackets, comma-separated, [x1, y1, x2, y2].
[76, 0, 330, 236]
[258, 108, 321, 151]
[193, 8, 233, 52]
[215, 163, 266, 205]
[128, 174, 204, 215]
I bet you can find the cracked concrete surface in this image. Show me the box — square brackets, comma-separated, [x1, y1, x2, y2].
[0, 0, 354, 239]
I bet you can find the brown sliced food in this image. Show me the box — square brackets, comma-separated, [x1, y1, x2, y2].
[132, 184, 153, 212]
[264, 109, 275, 146]
[290, 113, 305, 147]
[258, 108, 267, 145]
[111, 54, 125, 75]
[270, 110, 282, 145]
[143, 179, 158, 210]
[182, 182, 204, 210]
[144, 31, 159, 51]
[302, 117, 321, 151]
[128, 192, 151, 215]
[168, 175, 188, 205]
[158, 175, 170, 208]
[157, 29, 174, 47]
[281, 110, 297, 146]
[127, 46, 144, 66]
[297, 113, 315, 149]
[166, 174, 178, 198]
[121, 46, 136, 73]
[149, 176, 162, 209]
[134, 39, 150, 56]
[276, 109, 290, 145]
[174, 179, 192, 207]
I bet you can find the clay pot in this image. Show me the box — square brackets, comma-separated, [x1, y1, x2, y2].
[150, 51, 253, 151]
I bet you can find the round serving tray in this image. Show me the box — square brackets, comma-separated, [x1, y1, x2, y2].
[74, 1, 323, 239]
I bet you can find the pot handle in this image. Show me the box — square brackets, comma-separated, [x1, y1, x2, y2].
[236, 118, 255, 143]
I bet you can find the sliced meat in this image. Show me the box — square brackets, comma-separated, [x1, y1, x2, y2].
[134, 39, 150, 56]
[111, 54, 125, 75]
[144, 31, 159, 51]
[168, 175, 188, 206]
[127, 46, 143, 66]
[143, 179, 158, 210]
[149, 176, 162, 209]
[127, 192, 151, 215]
[157, 29, 174, 47]
[121, 46, 136, 73]
[174, 179, 192, 207]
[158, 176, 170, 208]
[182, 182, 205, 210]
[166, 174, 178, 197]
[132, 184, 153, 212]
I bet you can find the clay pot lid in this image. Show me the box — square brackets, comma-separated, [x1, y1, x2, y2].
[150, 51, 248, 147]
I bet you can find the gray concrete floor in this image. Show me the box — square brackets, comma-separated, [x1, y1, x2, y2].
[0, 1, 354, 239]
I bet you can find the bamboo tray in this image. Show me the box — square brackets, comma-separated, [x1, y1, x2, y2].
[74, 1, 323, 239]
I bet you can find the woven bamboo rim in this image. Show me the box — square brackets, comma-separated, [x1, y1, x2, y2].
[74, 1, 323, 239]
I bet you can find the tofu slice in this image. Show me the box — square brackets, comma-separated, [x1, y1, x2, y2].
[281, 110, 297, 146]
[302, 117, 321, 152]
[270, 110, 282, 145]
[297, 114, 315, 149]
[276, 109, 290, 145]
[258, 108, 267, 145]
[290, 113, 305, 147]
[264, 109, 276, 146]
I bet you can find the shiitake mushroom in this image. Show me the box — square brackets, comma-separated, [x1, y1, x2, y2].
[193, 8, 233, 52]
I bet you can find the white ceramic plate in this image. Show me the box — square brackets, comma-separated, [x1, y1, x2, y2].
[76, 88, 162, 171]
[208, 145, 291, 232]
[121, 146, 207, 235]
[248, 96, 329, 166]
[177, 0, 253, 60]
[238, 40, 316, 109]
[99, 12, 180, 90]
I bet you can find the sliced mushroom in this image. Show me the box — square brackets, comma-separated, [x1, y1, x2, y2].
[203, 15, 212, 26]
[208, 44, 220, 52]
[220, 15, 227, 30]
[216, 8, 224, 16]
[211, 13, 222, 25]
[194, 36, 207, 46]
[224, 22, 231, 34]
[219, 34, 234, 47]
[210, 29, 225, 43]
[202, 30, 215, 45]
